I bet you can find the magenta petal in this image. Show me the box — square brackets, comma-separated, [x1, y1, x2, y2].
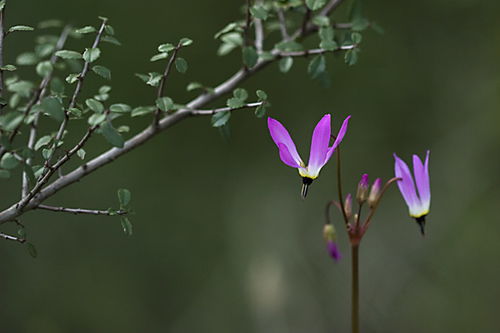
[268, 117, 303, 168]
[394, 153, 420, 212]
[413, 151, 430, 208]
[277, 143, 302, 168]
[308, 114, 331, 173]
[326, 115, 351, 161]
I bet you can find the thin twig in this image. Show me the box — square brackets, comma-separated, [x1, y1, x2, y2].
[45, 18, 107, 168]
[36, 204, 126, 216]
[276, 8, 290, 41]
[278, 45, 355, 57]
[21, 26, 72, 197]
[361, 177, 400, 231]
[291, 0, 348, 40]
[0, 231, 25, 243]
[153, 42, 182, 126]
[190, 101, 262, 115]
[0, 0, 5, 112]
[253, 0, 264, 53]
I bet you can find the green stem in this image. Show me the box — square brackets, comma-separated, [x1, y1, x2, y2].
[352, 244, 359, 333]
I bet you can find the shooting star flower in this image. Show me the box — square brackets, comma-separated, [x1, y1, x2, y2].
[268, 114, 351, 198]
[393, 151, 431, 235]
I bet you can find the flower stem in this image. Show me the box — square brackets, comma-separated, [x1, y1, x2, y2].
[351, 244, 360, 333]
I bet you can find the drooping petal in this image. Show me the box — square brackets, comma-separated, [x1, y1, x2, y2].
[307, 114, 331, 175]
[413, 151, 430, 212]
[326, 115, 351, 161]
[268, 117, 303, 168]
[394, 153, 421, 216]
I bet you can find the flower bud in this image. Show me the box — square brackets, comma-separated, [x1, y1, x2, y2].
[323, 224, 341, 261]
[356, 173, 369, 204]
[368, 178, 382, 208]
[344, 193, 353, 220]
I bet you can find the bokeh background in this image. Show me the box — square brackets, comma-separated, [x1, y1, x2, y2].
[1, 0, 499, 332]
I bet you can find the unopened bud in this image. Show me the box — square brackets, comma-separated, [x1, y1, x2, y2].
[323, 224, 336, 241]
[344, 193, 353, 219]
[356, 173, 369, 203]
[323, 224, 341, 261]
[368, 178, 382, 208]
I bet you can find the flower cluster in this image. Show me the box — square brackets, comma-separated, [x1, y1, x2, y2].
[267, 114, 431, 260]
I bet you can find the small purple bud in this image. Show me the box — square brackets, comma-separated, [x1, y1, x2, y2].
[356, 173, 369, 203]
[344, 193, 353, 219]
[368, 178, 382, 208]
[326, 240, 341, 261]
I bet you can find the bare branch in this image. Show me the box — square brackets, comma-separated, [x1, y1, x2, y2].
[253, 0, 264, 53]
[36, 204, 127, 216]
[0, 231, 25, 243]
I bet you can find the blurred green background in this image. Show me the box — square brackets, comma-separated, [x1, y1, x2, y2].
[1, 0, 499, 332]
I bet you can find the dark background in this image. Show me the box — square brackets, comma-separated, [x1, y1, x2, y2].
[1, 0, 499, 332]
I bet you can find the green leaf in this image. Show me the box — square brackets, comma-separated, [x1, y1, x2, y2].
[313, 15, 330, 26]
[158, 43, 175, 53]
[0, 1, 5, 11]
[105, 25, 115, 35]
[35, 44, 54, 58]
[214, 22, 241, 39]
[308, 55, 326, 79]
[226, 97, 244, 109]
[101, 36, 121, 46]
[186, 82, 203, 91]
[118, 188, 131, 207]
[65, 73, 79, 84]
[16, 52, 38, 65]
[77, 149, 86, 160]
[156, 97, 174, 112]
[131, 106, 155, 117]
[351, 32, 362, 44]
[26, 242, 38, 258]
[36, 61, 53, 77]
[242, 46, 258, 68]
[250, 6, 268, 20]
[0, 64, 16, 71]
[175, 57, 188, 73]
[179, 38, 193, 46]
[75, 26, 96, 34]
[110, 103, 131, 113]
[85, 98, 105, 113]
[34, 135, 51, 151]
[82, 48, 101, 63]
[0, 153, 18, 169]
[41, 96, 65, 122]
[0, 112, 23, 131]
[42, 148, 52, 160]
[279, 56, 293, 73]
[120, 217, 133, 236]
[211, 111, 231, 127]
[150, 53, 168, 62]
[255, 104, 267, 118]
[0, 169, 10, 178]
[305, 0, 327, 10]
[344, 48, 359, 66]
[88, 113, 106, 126]
[8, 25, 34, 33]
[100, 121, 124, 148]
[256, 90, 268, 100]
[55, 50, 82, 60]
[7, 80, 34, 98]
[233, 88, 248, 101]
[275, 40, 303, 52]
[92, 65, 111, 80]
[38, 19, 62, 29]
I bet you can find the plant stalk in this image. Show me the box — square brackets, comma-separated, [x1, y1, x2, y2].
[351, 244, 359, 333]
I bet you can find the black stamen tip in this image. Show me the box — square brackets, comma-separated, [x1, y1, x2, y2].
[301, 177, 313, 199]
[415, 216, 426, 236]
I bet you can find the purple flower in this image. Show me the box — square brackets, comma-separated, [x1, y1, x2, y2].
[394, 151, 431, 234]
[368, 178, 382, 207]
[268, 114, 351, 197]
[326, 240, 342, 261]
[356, 173, 369, 203]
